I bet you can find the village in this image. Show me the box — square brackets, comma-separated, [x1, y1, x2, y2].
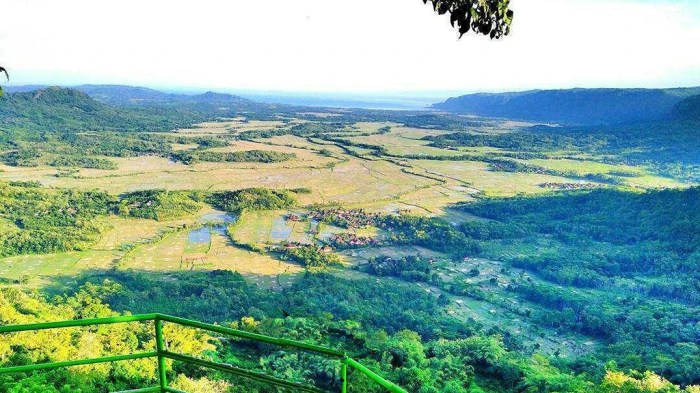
[311, 208, 383, 229]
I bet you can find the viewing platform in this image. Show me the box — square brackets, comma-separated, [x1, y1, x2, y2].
[0, 314, 407, 393]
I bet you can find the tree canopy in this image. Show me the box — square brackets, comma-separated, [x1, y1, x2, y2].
[423, 0, 514, 38]
[0, 66, 8, 97]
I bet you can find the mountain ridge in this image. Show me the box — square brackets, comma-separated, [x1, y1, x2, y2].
[433, 87, 700, 124]
[3, 84, 253, 107]
[0, 86, 259, 132]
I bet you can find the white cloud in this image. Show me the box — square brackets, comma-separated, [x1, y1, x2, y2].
[0, 0, 698, 93]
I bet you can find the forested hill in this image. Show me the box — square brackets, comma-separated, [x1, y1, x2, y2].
[73, 84, 184, 105]
[0, 87, 154, 132]
[4, 84, 253, 107]
[672, 94, 700, 121]
[0, 86, 261, 132]
[74, 85, 252, 107]
[432, 87, 700, 124]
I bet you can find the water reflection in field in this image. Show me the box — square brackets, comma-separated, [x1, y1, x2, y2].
[185, 213, 237, 250]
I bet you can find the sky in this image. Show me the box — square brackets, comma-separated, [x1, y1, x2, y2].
[1, 0, 699, 95]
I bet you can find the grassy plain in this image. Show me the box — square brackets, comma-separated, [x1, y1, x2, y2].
[1, 118, 681, 285]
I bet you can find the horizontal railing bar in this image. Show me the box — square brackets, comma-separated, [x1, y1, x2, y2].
[162, 351, 328, 393]
[0, 314, 159, 334]
[344, 357, 407, 393]
[113, 387, 162, 393]
[0, 352, 158, 375]
[0, 314, 344, 357]
[163, 388, 188, 393]
[157, 314, 345, 358]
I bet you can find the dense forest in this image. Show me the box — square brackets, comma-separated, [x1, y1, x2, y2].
[456, 187, 700, 384]
[672, 94, 700, 121]
[4, 266, 698, 393]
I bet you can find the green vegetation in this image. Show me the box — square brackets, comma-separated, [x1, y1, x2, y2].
[0, 181, 112, 257]
[0, 131, 176, 168]
[422, 0, 514, 39]
[379, 214, 482, 256]
[459, 187, 700, 292]
[312, 208, 380, 228]
[0, 284, 216, 392]
[118, 189, 204, 221]
[312, 208, 482, 256]
[358, 254, 436, 283]
[0, 146, 42, 167]
[207, 188, 297, 212]
[26, 270, 698, 393]
[48, 155, 118, 169]
[456, 187, 700, 383]
[426, 121, 700, 183]
[0, 86, 260, 133]
[433, 87, 700, 124]
[0, 182, 297, 258]
[282, 245, 342, 268]
[174, 150, 296, 164]
[672, 94, 700, 121]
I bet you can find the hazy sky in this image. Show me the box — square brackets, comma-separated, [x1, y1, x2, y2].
[1, 0, 699, 94]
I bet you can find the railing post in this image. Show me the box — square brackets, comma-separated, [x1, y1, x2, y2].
[155, 317, 168, 392]
[340, 358, 348, 393]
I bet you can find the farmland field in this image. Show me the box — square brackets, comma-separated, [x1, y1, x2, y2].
[1, 113, 691, 290]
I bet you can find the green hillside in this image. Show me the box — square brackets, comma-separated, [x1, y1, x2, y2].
[672, 94, 700, 121]
[0, 86, 259, 133]
[433, 87, 700, 124]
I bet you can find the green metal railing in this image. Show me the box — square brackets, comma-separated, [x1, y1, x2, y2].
[0, 314, 406, 393]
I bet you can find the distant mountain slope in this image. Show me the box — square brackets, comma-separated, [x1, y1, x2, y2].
[433, 87, 700, 124]
[0, 87, 143, 132]
[74, 84, 180, 105]
[671, 94, 700, 121]
[73, 85, 251, 107]
[0, 86, 262, 133]
[3, 85, 49, 93]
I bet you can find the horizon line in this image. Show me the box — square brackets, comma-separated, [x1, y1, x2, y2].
[4, 82, 700, 99]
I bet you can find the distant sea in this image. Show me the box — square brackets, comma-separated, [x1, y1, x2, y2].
[3, 84, 452, 111]
[232, 91, 443, 110]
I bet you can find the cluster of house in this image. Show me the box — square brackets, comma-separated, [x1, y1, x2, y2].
[311, 208, 381, 228]
[329, 233, 379, 249]
[281, 241, 334, 254]
[286, 213, 307, 222]
[539, 182, 598, 190]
